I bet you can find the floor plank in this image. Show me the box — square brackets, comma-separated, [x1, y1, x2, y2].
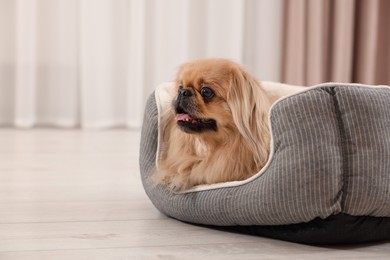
[0, 219, 263, 252]
[2, 243, 390, 260]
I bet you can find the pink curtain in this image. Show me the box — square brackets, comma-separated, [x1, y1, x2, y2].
[282, 0, 390, 86]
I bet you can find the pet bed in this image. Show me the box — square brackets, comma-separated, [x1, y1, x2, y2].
[139, 82, 390, 244]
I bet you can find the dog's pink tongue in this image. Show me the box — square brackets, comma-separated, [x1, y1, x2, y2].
[175, 113, 192, 121]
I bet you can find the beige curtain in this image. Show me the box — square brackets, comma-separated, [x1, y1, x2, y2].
[282, 0, 390, 86]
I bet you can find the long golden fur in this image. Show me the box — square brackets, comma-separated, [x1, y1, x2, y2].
[154, 58, 272, 191]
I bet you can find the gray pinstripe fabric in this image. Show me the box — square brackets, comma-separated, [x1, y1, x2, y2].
[139, 85, 390, 226]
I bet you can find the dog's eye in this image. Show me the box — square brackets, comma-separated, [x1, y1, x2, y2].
[200, 87, 214, 100]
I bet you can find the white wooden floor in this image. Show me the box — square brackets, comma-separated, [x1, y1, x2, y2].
[0, 129, 389, 259]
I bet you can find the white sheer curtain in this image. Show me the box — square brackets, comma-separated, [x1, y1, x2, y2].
[0, 0, 283, 129]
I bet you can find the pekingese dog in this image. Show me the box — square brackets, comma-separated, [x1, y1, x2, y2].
[154, 58, 272, 191]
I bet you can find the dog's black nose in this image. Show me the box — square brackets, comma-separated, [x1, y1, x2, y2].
[178, 88, 193, 97]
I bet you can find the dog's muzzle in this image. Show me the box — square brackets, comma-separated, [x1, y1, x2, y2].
[173, 89, 217, 133]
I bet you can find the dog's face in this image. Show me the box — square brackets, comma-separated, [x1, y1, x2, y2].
[173, 59, 236, 134]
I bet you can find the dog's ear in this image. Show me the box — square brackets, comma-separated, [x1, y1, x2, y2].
[227, 66, 271, 168]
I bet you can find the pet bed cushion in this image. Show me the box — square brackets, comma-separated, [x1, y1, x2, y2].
[139, 82, 390, 244]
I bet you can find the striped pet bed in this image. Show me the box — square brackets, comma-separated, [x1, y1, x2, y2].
[139, 82, 390, 244]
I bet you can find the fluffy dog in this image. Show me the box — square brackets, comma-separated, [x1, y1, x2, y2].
[154, 58, 272, 191]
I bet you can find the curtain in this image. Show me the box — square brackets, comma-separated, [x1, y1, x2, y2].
[282, 0, 390, 86]
[0, 0, 283, 128]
